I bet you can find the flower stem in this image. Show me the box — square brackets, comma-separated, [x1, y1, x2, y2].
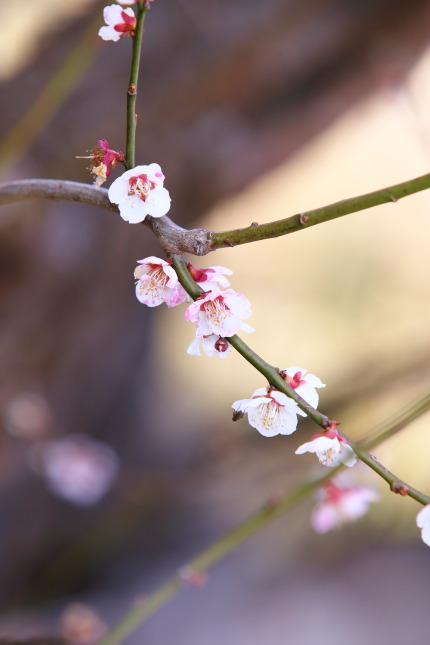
[208, 171, 430, 250]
[96, 393, 430, 645]
[125, 2, 147, 170]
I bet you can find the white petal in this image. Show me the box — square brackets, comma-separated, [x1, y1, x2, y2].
[108, 176, 129, 204]
[295, 383, 319, 409]
[98, 26, 121, 41]
[187, 337, 202, 356]
[103, 4, 123, 25]
[420, 525, 430, 547]
[119, 196, 148, 223]
[240, 322, 255, 333]
[311, 503, 339, 533]
[417, 504, 430, 529]
[145, 187, 171, 217]
[340, 443, 357, 467]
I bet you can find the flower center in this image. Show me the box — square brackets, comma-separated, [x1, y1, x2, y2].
[129, 174, 156, 201]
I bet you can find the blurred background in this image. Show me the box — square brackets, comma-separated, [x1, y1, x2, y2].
[1, 0, 430, 643]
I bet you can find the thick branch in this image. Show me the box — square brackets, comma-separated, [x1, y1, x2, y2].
[208, 171, 430, 250]
[0, 179, 211, 255]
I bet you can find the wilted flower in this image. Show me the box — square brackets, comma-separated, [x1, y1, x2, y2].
[76, 139, 124, 187]
[98, 5, 136, 42]
[135, 256, 186, 307]
[279, 366, 325, 408]
[311, 476, 379, 533]
[232, 386, 305, 437]
[185, 289, 252, 338]
[38, 434, 118, 506]
[108, 164, 171, 222]
[295, 431, 357, 468]
[416, 504, 430, 547]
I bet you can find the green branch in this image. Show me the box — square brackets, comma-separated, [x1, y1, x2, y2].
[97, 392, 430, 645]
[125, 1, 148, 170]
[171, 256, 430, 506]
[208, 171, 430, 250]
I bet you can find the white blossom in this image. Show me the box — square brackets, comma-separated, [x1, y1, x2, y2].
[280, 366, 325, 408]
[98, 5, 136, 42]
[134, 256, 187, 307]
[295, 432, 357, 467]
[232, 387, 305, 437]
[108, 163, 171, 222]
[185, 289, 252, 338]
[39, 434, 118, 506]
[311, 477, 379, 533]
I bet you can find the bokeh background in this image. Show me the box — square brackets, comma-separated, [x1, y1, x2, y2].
[1, 0, 430, 643]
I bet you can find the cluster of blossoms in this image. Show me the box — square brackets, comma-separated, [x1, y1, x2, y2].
[133, 255, 253, 357]
[96, 156, 428, 543]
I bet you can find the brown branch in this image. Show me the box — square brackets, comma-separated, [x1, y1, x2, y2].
[0, 179, 211, 256]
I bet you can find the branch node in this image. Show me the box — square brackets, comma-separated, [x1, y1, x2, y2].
[390, 481, 409, 496]
[299, 213, 309, 225]
[128, 83, 137, 96]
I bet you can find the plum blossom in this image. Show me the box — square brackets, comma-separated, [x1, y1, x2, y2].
[416, 505, 430, 547]
[135, 257, 186, 307]
[187, 320, 253, 359]
[279, 366, 325, 408]
[108, 164, 171, 223]
[185, 289, 252, 338]
[311, 477, 379, 533]
[99, 5, 136, 42]
[295, 430, 357, 468]
[187, 334, 232, 359]
[76, 139, 124, 187]
[187, 264, 232, 291]
[117, 0, 137, 4]
[232, 387, 305, 437]
[38, 434, 118, 506]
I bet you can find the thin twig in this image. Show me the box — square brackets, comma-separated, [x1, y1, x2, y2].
[125, 1, 148, 169]
[96, 392, 430, 645]
[208, 171, 430, 250]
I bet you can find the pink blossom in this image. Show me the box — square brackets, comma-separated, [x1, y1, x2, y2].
[279, 366, 325, 408]
[185, 289, 252, 338]
[117, 0, 136, 4]
[134, 256, 186, 307]
[38, 434, 118, 506]
[295, 431, 357, 467]
[108, 164, 171, 223]
[76, 139, 124, 187]
[311, 477, 379, 533]
[416, 504, 430, 547]
[99, 5, 136, 42]
[187, 264, 232, 291]
[232, 387, 305, 437]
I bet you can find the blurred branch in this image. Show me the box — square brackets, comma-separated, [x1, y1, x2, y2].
[97, 392, 430, 645]
[125, 1, 148, 169]
[208, 171, 430, 250]
[0, 11, 101, 177]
